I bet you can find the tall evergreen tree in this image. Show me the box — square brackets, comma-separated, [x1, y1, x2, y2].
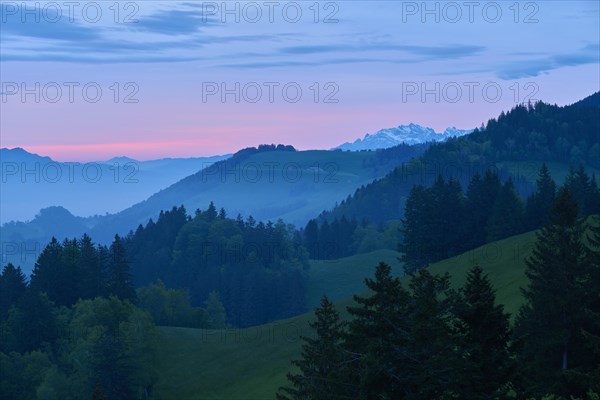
[581, 214, 600, 392]
[60, 238, 80, 306]
[0, 263, 27, 319]
[277, 296, 347, 400]
[304, 219, 320, 259]
[344, 262, 410, 399]
[525, 163, 557, 229]
[106, 235, 136, 302]
[438, 177, 466, 258]
[77, 234, 103, 300]
[401, 269, 463, 399]
[515, 188, 589, 396]
[565, 165, 595, 216]
[486, 178, 524, 242]
[29, 237, 64, 305]
[400, 185, 431, 273]
[465, 170, 502, 248]
[455, 265, 513, 398]
[205, 201, 218, 221]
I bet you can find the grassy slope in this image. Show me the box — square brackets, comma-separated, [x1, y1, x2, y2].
[154, 230, 536, 400]
[307, 249, 402, 308]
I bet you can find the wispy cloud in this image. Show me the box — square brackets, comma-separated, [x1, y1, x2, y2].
[133, 9, 214, 35]
[497, 43, 600, 79]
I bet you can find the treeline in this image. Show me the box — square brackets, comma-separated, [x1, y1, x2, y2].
[401, 164, 600, 272]
[231, 143, 296, 161]
[29, 234, 136, 308]
[0, 271, 156, 400]
[0, 234, 230, 398]
[470, 95, 600, 167]
[125, 203, 309, 327]
[278, 189, 600, 399]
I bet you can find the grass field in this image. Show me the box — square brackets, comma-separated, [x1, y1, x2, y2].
[307, 249, 403, 308]
[153, 230, 537, 399]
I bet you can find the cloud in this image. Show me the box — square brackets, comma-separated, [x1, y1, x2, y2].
[497, 43, 599, 79]
[133, 9, 214, 35]
[1, 11, 100, 41]
[219, 43, 485, 69]
[220, 57, 383, 69]
[277, 43, 485, 59]
[0, 2, 289, 64]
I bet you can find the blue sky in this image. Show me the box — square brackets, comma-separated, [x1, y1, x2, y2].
[1, 1, 598, 160]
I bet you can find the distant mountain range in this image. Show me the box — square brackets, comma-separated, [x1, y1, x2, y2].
[0, 148, 230, 224]
[335, 124, 473, 151]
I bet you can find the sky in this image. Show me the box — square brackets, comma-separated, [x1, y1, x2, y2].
[1, 0, 599, 161]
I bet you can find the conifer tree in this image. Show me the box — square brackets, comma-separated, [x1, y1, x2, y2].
[277, 296, 347, 400]
[29, 237, 64, 304]
[304, 219, 320, 259]
[486, 178, 524, 242]
[106, 235, 137, 302]
[565, 165, 596, 215]
[206, 201, 218, 220]
[0, 263, 27, 319]
[515, 188, 589, 396]
[525, 163, 557, 229]
[455, 265, 512, 398]
[402, 269, 463, 399]
[344, 262, 410, 399]
[60, 238, 80, 306]
[78, 234, 103, 300]
[400, 185, 430, 273]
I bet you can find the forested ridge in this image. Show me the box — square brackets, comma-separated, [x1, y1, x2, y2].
[320, 93, 600, 225]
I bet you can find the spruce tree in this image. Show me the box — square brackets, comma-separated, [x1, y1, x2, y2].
[78, 234, 102, 300]
[515, 188, 588, 396]
[344, 262, 410, 399]
[439, 177, 466, 258]
[107, 235, 137, 302]
[402, 269, 463, 399]
[206, 201, 218, 220]
[486, 178, 524, 242]
[60, 238, 80, 306]
[304, 219, 320, 259]
[581, 214, 600, 392]
[455, 265, 512, 398]
[565, 165, 593, 216]
[277, 296, 347, 400]
[29, 237, 64, 304]
[0, 263, 27, 319]
[525, 163, 557, 229]
[400, 185, 430, 273]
